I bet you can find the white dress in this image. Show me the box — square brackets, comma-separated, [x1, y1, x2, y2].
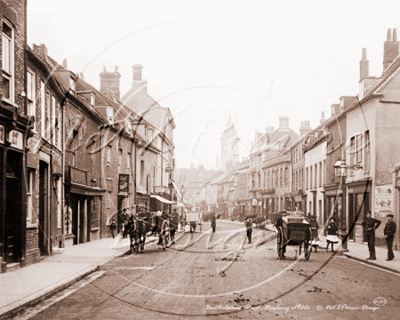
[326, 235, 340, 243]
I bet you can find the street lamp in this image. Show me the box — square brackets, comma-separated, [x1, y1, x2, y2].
[333, 159, 363, 252]
[165, 164, 173, 215]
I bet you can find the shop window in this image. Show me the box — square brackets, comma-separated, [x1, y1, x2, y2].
[57, 178, 62, 228]
[90, 196, 100, 229]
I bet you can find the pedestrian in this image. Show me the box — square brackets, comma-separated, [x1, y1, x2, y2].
[211, 212, 216, 233]
[109, 218, 117, 238]
[245, 217, 253, 244]
[309, 215, 319, 252]
[362, 211, 381, 260]
[326, 217, 339, 252]
[384, 213, 396, 261]
[274, 210, 287, 258]
[170, 211, 178, 243]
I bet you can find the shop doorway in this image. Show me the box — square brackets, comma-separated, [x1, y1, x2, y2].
[5, 151, 22, 263]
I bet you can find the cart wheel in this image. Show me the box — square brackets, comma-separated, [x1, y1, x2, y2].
[304, 228, 312, 261]
[277, 227, 284, 259]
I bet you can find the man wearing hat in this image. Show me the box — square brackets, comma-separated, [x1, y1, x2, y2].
[245, 216, 253, 244]
[362, 211, 381, 260]
[384, 213, 396, 261]
[274, 210, 287, 257]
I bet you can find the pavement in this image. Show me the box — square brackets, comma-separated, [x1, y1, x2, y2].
[1, 221, 399, 319]
[223, 219, 400, 274]
[0, 236, 131, 320]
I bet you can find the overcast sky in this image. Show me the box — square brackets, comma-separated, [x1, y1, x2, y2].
[27, 0, 400, 170]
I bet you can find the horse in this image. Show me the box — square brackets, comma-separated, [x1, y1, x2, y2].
[125, 212, 171, 253]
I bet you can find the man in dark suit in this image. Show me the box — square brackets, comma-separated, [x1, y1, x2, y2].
[362, 211, 381, 260]
[384, 213, 396, 261]
[274, 210, 287, 258]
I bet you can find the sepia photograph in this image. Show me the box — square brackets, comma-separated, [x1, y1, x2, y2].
[0, 0, 400, 319]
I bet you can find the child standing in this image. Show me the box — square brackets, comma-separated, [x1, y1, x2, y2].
[326, 218, 339, 252]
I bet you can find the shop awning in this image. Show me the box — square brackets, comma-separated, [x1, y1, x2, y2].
[151, 194, 176, 204]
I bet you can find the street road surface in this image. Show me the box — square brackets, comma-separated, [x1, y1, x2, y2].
[11, 220, 400, 320]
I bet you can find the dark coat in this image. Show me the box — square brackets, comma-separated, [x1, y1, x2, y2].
[245, 219, 252, 231]
[327, 222, 338, 236]
[384, 221, 397, 238]
[362, 217, 382, 235]
[211, 214, 216, 228]
[310, 220, 319, 240]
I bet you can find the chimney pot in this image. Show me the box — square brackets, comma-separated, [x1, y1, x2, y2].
[387, 28, 392, 41]
[115, 66, 118, 72]
[62, 59, 67, 69]
[394, 29, 398, 41]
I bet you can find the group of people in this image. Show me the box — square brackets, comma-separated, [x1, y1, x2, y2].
[273, 210, 397, 261]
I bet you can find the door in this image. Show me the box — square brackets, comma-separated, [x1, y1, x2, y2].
[348, 194, 354, 240]
[5, 151, 22, 263]
[39, 161, 49, 255]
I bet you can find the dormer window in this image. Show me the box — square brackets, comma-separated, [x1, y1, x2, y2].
[125, 119, 132, 136]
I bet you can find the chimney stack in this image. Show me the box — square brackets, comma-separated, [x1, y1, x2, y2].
[299, 120, 312, 136]
[320, 111, 326, 124]
[132, 64, 147, 93]
[279, 117, 289, 130]
[383, 28, 400, 72]
[33, 43, 48, 59]
[265, 126, 274, 134]
[99, 66, 121, 100]
[360, 48, 369, 80]
[62, 59, 67, 69]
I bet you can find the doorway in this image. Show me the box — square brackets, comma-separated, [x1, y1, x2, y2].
[39, 161, 49, 255]
[5, 151, 22, 263]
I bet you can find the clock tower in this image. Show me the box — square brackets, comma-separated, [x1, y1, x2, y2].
[220, 117, 240, 171]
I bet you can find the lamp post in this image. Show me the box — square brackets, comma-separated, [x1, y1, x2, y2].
[165, 164, 173, 215]
[333, 159, 363, 252]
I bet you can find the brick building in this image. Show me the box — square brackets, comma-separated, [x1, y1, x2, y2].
[0, 0, 34, 272]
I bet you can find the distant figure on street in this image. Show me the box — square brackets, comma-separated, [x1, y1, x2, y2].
[326, 218, 339, 252]
[245, 217, 253, 244]
[274, 210, 287, 258]
[309, 215, 319, 252]
[109, 219, 117, 238]
[211, 212, 216, 233]
[362, 211, 381, 260]
[384, 213, 396, 261]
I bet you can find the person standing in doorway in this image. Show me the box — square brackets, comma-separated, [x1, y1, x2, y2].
[245, 217, 253, 244]
[384, 213, 396, 261]
[211, 212, 216, 233]
[362, 211, 381, 260]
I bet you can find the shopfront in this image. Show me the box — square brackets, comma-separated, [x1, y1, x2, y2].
[347, 180, 371, 243]
[324, 186, 343, 236]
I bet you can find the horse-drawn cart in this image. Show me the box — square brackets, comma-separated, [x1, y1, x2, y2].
[184, 212, 202, 233]
[275, 213, 312, 261]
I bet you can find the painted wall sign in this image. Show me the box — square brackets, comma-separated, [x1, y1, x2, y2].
[375, 185, 393, 217]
